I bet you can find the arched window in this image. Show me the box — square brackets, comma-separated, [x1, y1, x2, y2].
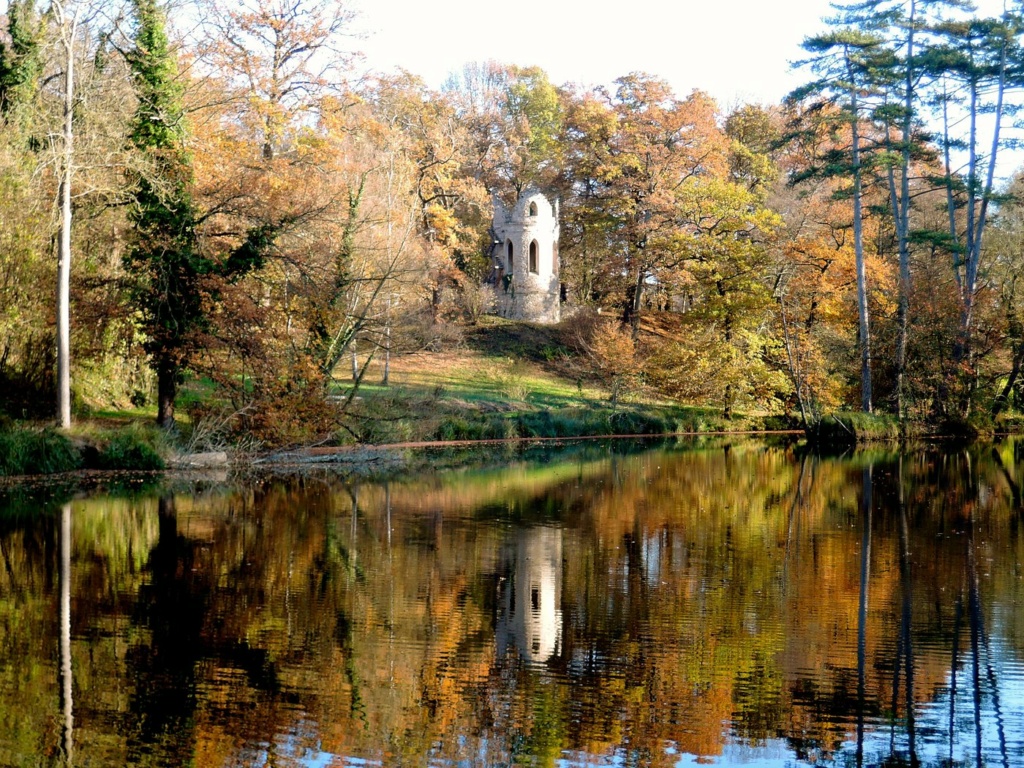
[528, 201, 538, 216]
[529, 240, 539, 273]
[506, 240, 514, 272]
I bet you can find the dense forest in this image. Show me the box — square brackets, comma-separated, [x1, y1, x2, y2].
[2, 0, 1023, 444]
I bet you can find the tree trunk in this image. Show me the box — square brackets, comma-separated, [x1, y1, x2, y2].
[56, 24, 75, 429]
[382, 313, 391, 386]
[625, 265, 645, 339]
[778, 294, 812, 430]
[992, 341, 1024, 418]
[850, 87, 873, 414]
[893, 0, 916, 424]
[156, 358, 177, 429]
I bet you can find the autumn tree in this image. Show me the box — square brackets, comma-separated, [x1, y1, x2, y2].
[128, 0, 294, 428]
[985, 172, 1024, 417]
[560, 75, 731, 336]
[770, 98, 894, 424]
[195, 0, 355, 161]
[365, 72, 490, 335]
[644, 178, 785, 417]
[444, 61, 564, 198]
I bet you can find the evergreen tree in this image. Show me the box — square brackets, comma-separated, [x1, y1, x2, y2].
[791, 24, 891, 414]
[126, 0, 204, 428]
[127, 0, 286, 427]
[0, 0, 42, 122]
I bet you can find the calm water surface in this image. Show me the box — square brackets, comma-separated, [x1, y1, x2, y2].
[1, 440, 1023, 767]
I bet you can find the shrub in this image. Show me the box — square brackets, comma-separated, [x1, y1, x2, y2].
[96, 431, 165, 471]
[0, 428, 80, 476]
[607, 409, 670, 436]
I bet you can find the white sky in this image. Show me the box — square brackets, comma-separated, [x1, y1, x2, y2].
[350, 0, 1021, 180]
[351, 0, 828, 107]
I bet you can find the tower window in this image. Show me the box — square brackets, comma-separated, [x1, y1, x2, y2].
[506, 240, 514, 272]
[529, 241, 538, 273]
[528, 201, 538, 216]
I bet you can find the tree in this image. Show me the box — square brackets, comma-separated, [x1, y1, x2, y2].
[127, 0, 282, 427]
[644, 178, 785, 418]
[986, 172, 1024, 417]
[195, 0, 355, 161]
[927, 9, 1024, 414]
[444, 62, 563, 197]
[0, 0, 50, 417]
[561, 76, 730, 337]
[51, 0, 89, 427]
[125, 0, 202, 428]
[367, 73, 489, 276]
[791, 24, 892, 414]
[0, 0, 43, 122]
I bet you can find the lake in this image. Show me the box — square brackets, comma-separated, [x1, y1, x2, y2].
[1, 439, 1022, 767]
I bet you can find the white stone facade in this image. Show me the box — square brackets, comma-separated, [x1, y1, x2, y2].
[491, 188, 560, 324]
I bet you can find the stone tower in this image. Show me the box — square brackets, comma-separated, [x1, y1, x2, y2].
[491, 188, 560, 323]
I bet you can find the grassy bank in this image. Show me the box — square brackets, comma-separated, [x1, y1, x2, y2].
[4, 318, 801, 476]
[0, 423, 165, 477]
[808, 412, 902, 447]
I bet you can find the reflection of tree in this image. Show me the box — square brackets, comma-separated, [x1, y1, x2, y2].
[894, 455, 917, 765]
[2, 442, 1024, 766]
[856, 466, 871, 768]
[59, 503, 72, 767]
[127, 495, 208, 762]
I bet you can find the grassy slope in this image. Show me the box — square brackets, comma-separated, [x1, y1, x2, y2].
[335, 317, 790, 445]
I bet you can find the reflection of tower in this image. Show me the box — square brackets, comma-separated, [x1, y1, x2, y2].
[491, 188, 561, 323]
[496, 526, 563, 664]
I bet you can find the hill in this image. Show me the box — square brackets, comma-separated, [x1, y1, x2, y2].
[334, 316, 792, 446]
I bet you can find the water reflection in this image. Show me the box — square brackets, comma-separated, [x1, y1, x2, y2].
[497, 526, 563, 665]
[0, 442, 1022, 767]
[59, 503, 72, 767]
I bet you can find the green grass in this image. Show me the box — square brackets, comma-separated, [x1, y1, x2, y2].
[88, 405, 159, 421]
[0, 421, 170, 477]
[94, 429, 166, 471]
[0, 428, 81, 476]
[339, 375, 790, 445]
[812, 411, 901, 445]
